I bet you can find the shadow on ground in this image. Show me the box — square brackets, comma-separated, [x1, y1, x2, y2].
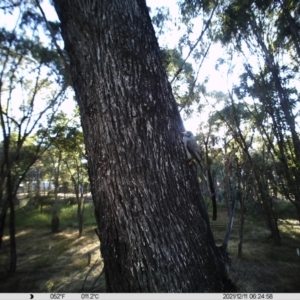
[0, 227, 105, 293]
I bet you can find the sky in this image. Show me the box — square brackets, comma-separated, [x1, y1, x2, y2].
[1, 0, 232, 135]
[40, 0, 234, 134]
[146, 0, 235, 132]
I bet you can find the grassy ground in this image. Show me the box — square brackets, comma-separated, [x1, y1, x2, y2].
[0, 200, 105, 292]
[209, 201, 300, 293]
[0, 197, 299, 292]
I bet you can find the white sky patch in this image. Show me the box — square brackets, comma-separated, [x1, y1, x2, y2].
[40, 1, 59, 22]
[146, 0, 236, 132]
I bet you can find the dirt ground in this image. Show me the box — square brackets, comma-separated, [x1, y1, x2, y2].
[0, 227, 105, 293]
[0, 221, 300, 292]
[214, 217, 300, 293]
[230, 259, 300, 293]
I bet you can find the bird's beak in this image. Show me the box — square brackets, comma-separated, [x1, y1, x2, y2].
[181, 131, 187, 136]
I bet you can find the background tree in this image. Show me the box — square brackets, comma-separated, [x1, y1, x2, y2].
[46, 112, 71, 233]
[213, 0, 300, 223]
[161, 48, 204, 115]
[206, 96, 281, 245]
[58, 112, 88, 237]
[0, 6, 66, 273]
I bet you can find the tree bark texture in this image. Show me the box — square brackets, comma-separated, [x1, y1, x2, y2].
[207, 168, 217, 221]
[54, 0, 234, 292]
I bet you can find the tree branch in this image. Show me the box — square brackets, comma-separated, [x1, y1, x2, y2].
[170, 5, 217, 85]
[35, 0, 72, 86]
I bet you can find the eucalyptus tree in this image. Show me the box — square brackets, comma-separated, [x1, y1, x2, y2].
[161, 48, 204, 116]
[59, 113, 88, 237]
[196, 120, 222, 221]
[208, 96, 282, 244]
[46, 112, 73, 233]
[51, 0, 236, 292]
[148, 0, 220, 119]
[213, 0, 300, 222]
[0, 3, 67, 274]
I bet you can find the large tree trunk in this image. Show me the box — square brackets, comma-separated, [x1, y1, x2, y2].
[53, 0, 235, 292]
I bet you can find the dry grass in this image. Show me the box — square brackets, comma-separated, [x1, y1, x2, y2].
[0, 200, 299, 292]
[0, 227, 104, 293]
[210, 204, 300, 293]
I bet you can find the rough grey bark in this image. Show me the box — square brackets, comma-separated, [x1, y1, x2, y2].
[53, 0, 235, 292]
